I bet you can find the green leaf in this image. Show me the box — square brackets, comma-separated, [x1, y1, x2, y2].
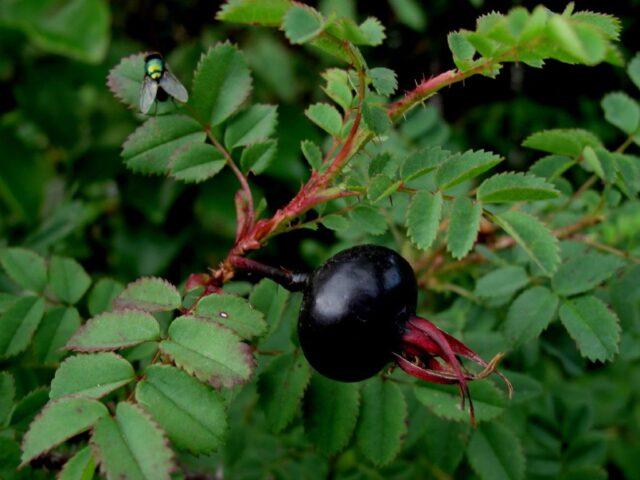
[349, 205, 388, 235]
[504, 287, 559, 347]
[50, 353, 135, 400]
[369, 67, 398, 96]
[88, 279, 124, 317]
[362, 103, 391, 135]
[448, 31, 476, 69]
[59, 446, 96, 480]
[367, 175, 400, 203]
[628, 53, 640, 90]
[559, 295, 620, 362]
[530, 154, 575, 180]
[305, 103, 342, 137]
[3, 0, 110, 64]
[170, 143, 226, 184]
[0, 372, 14, 427]
[355, 378, 407, 466]
[194, 293, 267, 339]
[160, 316, 254, 389]
[258, 351, 311, 433]
[121, 115, 206, 175]
[283, 4, 325, 44]
[136, 365, 227, 454]
[304, 375, 359, 455]
[301, 140, 323, 170]
[573, 12, 621, 40]
[475, 266, 529, 298]
[406, 191, 443, 251]
[552, 252, 624, 297]
[357, 17, 386, 46]
[447, 197, 482, 259]
[191, 42, 253, 126]
[32, 306, 82, 365]
[422, 411, 469, 473]
[0, 296, 45, 359]
[115, 277, 181, 313]
[241, 140, 277, 174]
[493, 210, 560, 276]
[91, 402, 174, 480]
[414, 381, 505, 423]
[548, 16, 607, 65]
[10, 388, 48, 432]
[0, 438, 20, 479]
[0, 247, 47, 293]
[322, 69, 353, 111]
[224, 104, 278, 149]
[48, 256, 91, 305]
[467, 422, 525, 480]
[217, 0, 291, 27]
[66, 310, 160, 351]
[435, 150, 503, 190]
[401, 147, 451, 181]
[477, 172, 559, 203]
[21, 397, 107, 465]
[388, 0, 426, 31]
[522, 129, 601, 157]
[581, 147, 617, 182]
[601, 92, 640, 135]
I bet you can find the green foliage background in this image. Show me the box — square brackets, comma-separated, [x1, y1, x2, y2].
[1, 1, 640, 479]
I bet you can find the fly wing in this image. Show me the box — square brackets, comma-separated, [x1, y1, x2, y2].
[159, 70, 189, 103]
[140, 76, 158, 114]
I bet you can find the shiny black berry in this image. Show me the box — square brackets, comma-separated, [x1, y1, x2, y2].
[297, 244, 418, 382]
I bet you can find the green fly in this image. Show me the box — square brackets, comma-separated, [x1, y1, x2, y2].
[140, 52, 188, 114]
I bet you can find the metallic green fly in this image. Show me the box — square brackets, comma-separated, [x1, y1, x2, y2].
[140, 52, 188, 114]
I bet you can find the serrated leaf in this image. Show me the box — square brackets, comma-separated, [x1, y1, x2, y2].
[447, 197, 482, 259]
[50, 353, 135, 400]
[304, 375, 359, 455]
[601, 92, 640, 135]
[628, 53, 640, 90]
[48, 256, 91, 305]
[559, 295, 620, 362]
[301, 139, 323, 170]
[358, 17, 386, 46]
[573, 12, 621, 40]
[448, 31, 476, 69]
[522, 129, 601, 157]
[0, 372, 14, 427]
[224, 104, 278, 149]
[355, 377, 407, 466]
[504, 286, 559, 347]
[582, 147, 617, 183]
[349, 205, 388, 235]
[529, 154, 574, 180]
[422, 411, 469, 473]
[322, 68, 353, 111]
[241, 139, 277, 174]
[258, 351, 311, 433]
[10, 388, 48, 432]
[406, 191, 442, 251]
[305, 103, 342, 137]
[0, 247, 47, 293]
[66, 310, 160, 351]
[160, 316, 254, 389]
[283, 4, 325, 44]
[369, 67, 398, 97]
[115, 277, 181, 312]
[475, 266, 529, 298]
[401, 147, 451, 181]
[322, 215, 349, 231]
[477, 172, 559, 203]
[547, 16, 607, 65]
[32, 306, 82, 365]
[435, 150, 503, 190]
[0, 296, 45, 359]
[362, 103, 391, 135]
[136, 364, 227, 454]
[552, 252, 624, 297]
[467, 422, 525, 480]
[59, 446, 96, 480]
[493, 210, 560, 276]
[414, 381, 505, 422]
[216, 0, 291, 26]
[88, 279, 124, 317]
[194, 293, 266, 339]
[21, 398, 107, 465]
[91, 402, 174, 480]
[169, 142, 225, 184]
[191, 43, 252, 126]
[121, 115, 205, 175]
[367, 175, 400, 203]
